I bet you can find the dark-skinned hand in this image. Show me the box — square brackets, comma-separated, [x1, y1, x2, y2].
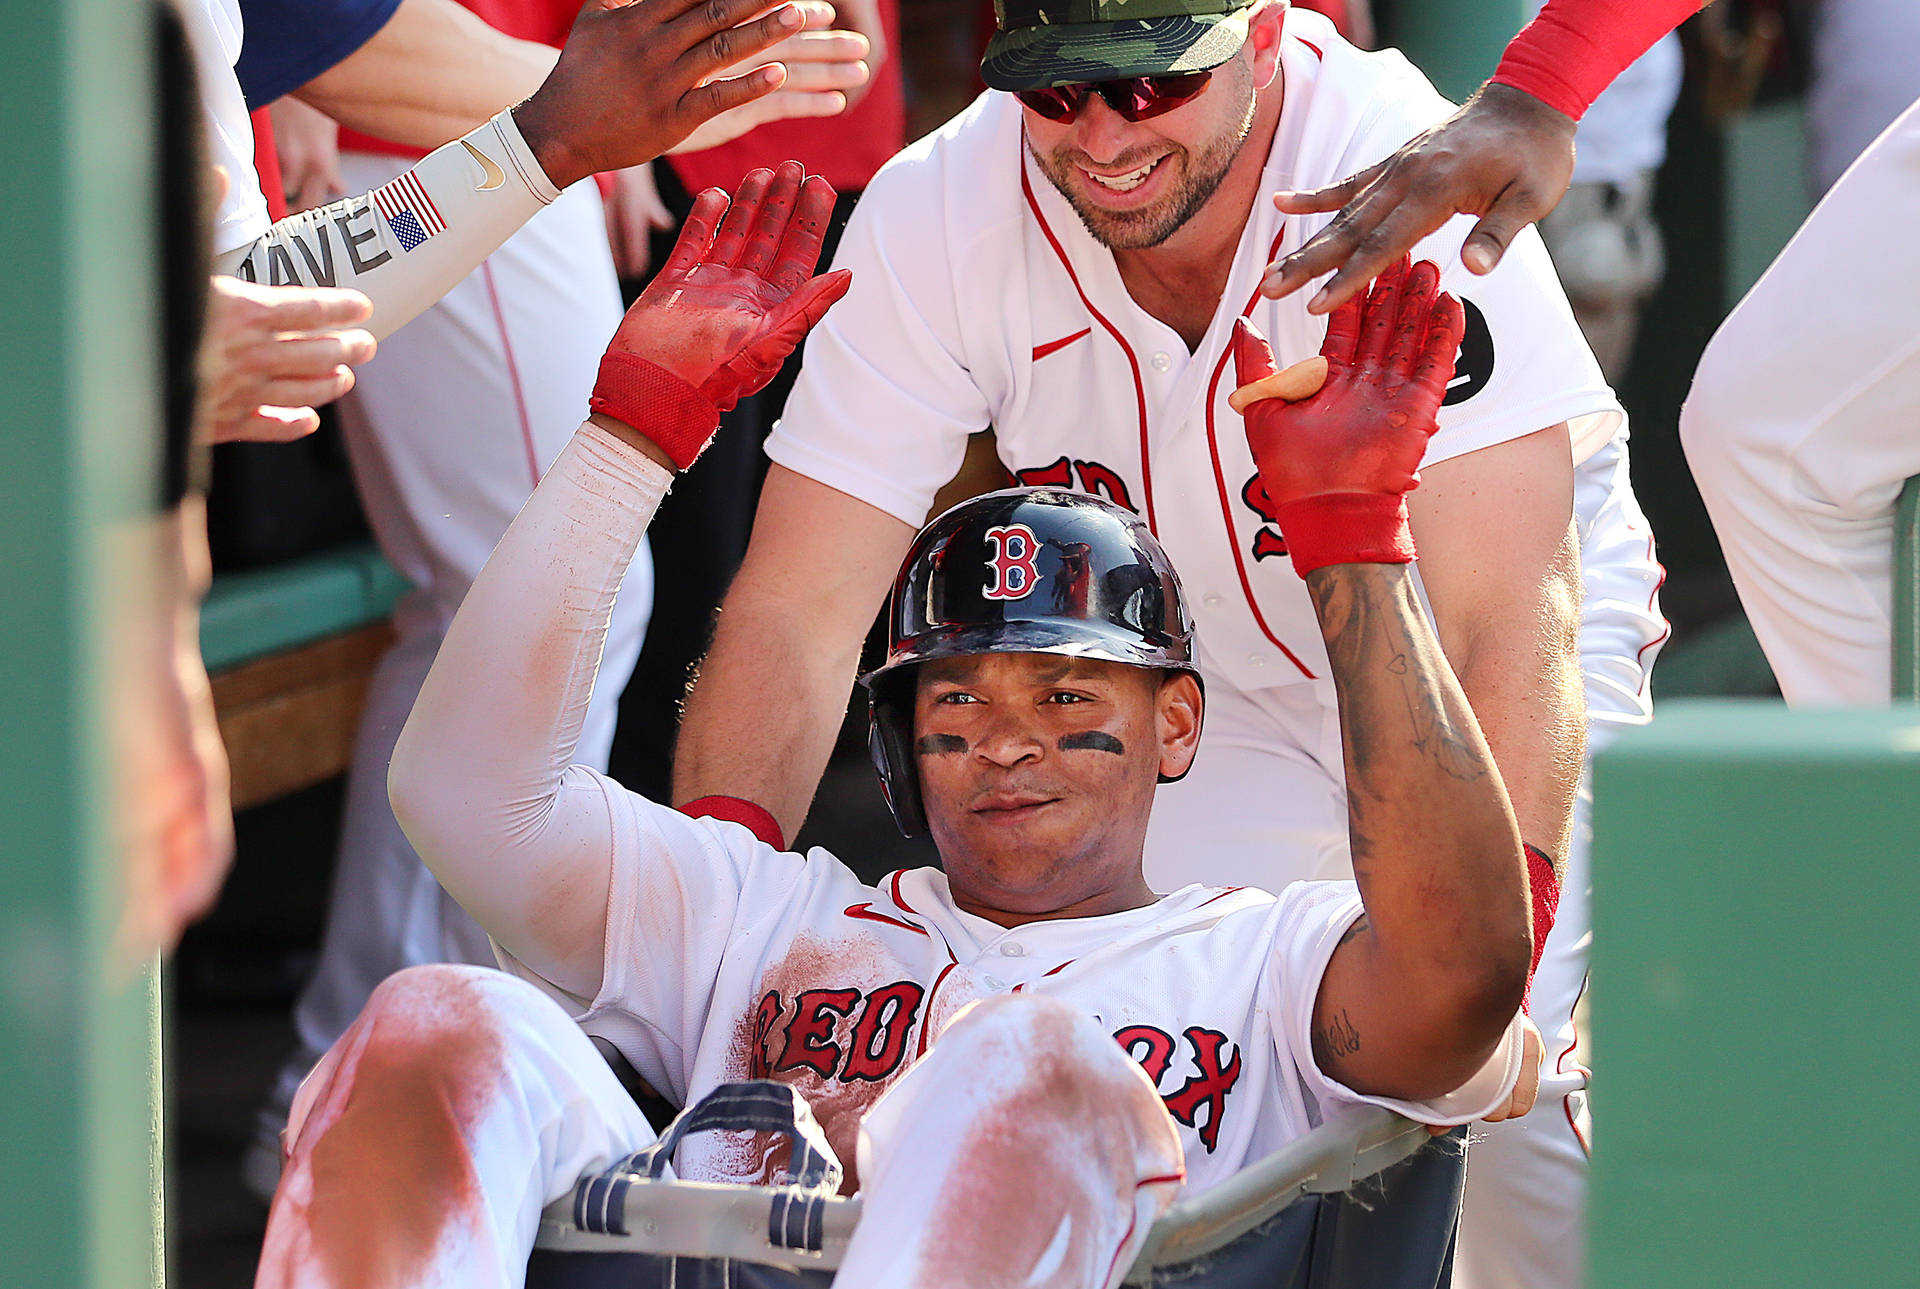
[513, 0, 834, 190]
[1260, 83, 1576, 314]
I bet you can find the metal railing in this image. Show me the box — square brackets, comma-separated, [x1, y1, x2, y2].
[534, 1105, 1432, 1284]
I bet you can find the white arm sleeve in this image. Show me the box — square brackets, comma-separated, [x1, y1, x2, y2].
[213, 110, 559, 342]
[389, 422, 670, 995]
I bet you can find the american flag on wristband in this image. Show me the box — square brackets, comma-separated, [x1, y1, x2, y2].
[370, 171, 445, 252]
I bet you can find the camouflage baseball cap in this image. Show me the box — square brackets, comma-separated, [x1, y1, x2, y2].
[982, 0, 1260, 93]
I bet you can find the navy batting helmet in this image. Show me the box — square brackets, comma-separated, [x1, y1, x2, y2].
[859, 487, 1202, 838]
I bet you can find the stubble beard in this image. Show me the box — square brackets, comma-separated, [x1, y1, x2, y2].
[1028, 65, 1258, 251]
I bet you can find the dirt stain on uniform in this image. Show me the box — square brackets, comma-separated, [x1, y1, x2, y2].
[919, 1010, 1181, 1289]
[709, 932, 922, 1194]
[277, 970, 507, 1288]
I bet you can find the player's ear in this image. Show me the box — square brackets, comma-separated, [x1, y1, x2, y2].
[1154, 673, 1203, 780]
[1248, 1, 1287, 87]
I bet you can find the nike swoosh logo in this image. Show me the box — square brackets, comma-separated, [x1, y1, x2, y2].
[462, 140, 505, 191]
[1032, 327, 1092, 361]
[844, 903, 929, 936]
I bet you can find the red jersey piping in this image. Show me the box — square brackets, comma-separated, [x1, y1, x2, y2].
[1020, 163, 1160, 535]
[1199, 246, 1318, 678]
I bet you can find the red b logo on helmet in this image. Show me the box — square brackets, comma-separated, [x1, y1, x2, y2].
[983, 524, 1041, 600]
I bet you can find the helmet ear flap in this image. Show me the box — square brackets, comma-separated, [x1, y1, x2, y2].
[867, 677, 927, 838]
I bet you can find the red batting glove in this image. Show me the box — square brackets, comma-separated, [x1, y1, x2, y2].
[1232, 257, 1465, 578]
[589, 160, 854, 470]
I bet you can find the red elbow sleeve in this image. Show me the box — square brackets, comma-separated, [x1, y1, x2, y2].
[1523, 842, 1561, 1013]
[679, 795, 787, 850]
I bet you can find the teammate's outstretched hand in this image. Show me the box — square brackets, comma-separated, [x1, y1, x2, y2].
[668, 18, 872, 154]
[1259, 84, 1576, 313]
[513, 0, 836, 190]
[1232, 257, 1464, 576]
[201, 276, 376, 443]
[589, 162, 852, 470]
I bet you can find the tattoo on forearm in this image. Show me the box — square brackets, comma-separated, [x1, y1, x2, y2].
[1057, 730, 1125, 755]
[1308, 570, 1486, 785]
[1319, 1009, 1362, 1059]
[1396, 675, 1485, 783]
[914, 733, 967, 756]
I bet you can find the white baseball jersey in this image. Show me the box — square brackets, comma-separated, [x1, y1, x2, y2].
[770, 9, 1640, 700]
[183, 0, 272, 256]
[395, 424, 1522, 1203]
[500, 803, 1522, 1197]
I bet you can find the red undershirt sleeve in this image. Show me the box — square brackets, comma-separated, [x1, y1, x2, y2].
[1491, 0, 1702, 121]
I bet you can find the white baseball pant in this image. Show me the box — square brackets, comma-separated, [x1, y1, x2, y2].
[254, 965, 1183, 1289]
[1683, 96, 1920, 707]
[258, 155, 653, 1148]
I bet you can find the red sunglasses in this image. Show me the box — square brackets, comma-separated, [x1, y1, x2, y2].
[1014, 71, 1215, 124]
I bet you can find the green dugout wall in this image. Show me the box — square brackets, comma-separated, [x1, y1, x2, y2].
[1590, 704, 1920, 1286]
[0, 0, 165, 1285]
[1392, 0, 1530, 103]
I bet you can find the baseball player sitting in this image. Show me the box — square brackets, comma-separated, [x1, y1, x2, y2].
[254, 165, 1538, 1289]
[674, 8, 1669, 1285]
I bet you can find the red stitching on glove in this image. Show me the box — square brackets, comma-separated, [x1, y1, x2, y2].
[588, 352, 720, 472]
[679, 795, 786, 850]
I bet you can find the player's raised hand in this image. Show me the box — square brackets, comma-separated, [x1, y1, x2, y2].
[512, 0, 838, 190]
[1231, 257, 1465, 576]
[1259, 84, 1576, 314]
[588, 162, 852, 469]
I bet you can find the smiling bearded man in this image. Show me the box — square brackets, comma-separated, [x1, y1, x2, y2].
[1024, 43, 1259, 249]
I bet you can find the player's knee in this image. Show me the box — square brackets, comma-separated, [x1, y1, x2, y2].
[941, 992, 1093, 1055]
[941, 995, 1166, 1119]
[281, 965, 520, 1171]
[365, 962, 505, 1022]
[354, 964, 526, 1081]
